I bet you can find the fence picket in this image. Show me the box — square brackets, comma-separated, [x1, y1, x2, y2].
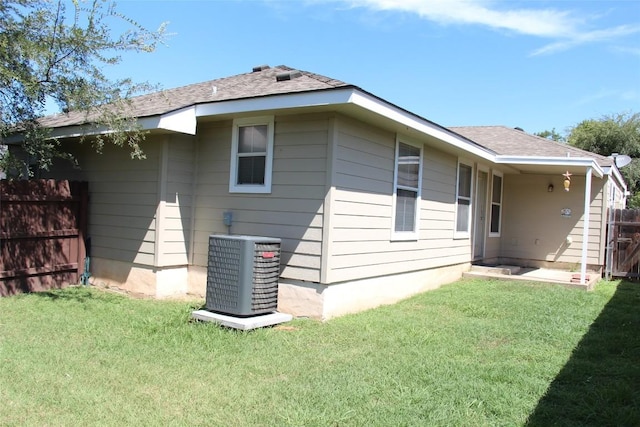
[0, 180, 88, 295]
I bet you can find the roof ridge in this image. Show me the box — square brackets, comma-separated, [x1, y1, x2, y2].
[140, 65, 279, 99]
[275, 64, 349, 88]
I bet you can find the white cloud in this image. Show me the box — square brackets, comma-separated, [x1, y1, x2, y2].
[317, 0, 639, 55]
[339, 0, 578, 37]
[531, 24, 640, 56]
[613, 46, 640, 57]
[572, 88, 639, 107]
[621, 90, 639, 101]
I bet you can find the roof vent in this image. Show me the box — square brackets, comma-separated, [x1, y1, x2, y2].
[514, 127, 524, 131]
[276, 70, 302, 82]
[252, 65, 270, 72]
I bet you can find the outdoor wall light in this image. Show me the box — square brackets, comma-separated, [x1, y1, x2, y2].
[548, 184, 554, 192]
[563, 171, 572, 192]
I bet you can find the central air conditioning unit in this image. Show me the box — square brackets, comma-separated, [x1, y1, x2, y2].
[206, 235, 281, 317]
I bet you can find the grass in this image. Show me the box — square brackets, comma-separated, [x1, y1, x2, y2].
[0, 279, 638, 426]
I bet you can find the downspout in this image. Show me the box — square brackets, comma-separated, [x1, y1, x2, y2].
[580, 167, 593, 285]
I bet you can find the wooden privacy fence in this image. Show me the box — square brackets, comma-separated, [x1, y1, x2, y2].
[606, 208, 640, 279]
[0, 180, 88, 296]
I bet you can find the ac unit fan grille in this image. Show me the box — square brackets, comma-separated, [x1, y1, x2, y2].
[251, 242, 280, 311]
[206, 236, 281, 316]
[206, 238, 242, 312]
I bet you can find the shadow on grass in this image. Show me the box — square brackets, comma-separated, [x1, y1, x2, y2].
[30, 285, 118, 303]
[525, 281, 640, 426]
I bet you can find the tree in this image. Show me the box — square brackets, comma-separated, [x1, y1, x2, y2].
[534, 128, 565, 142]
[567, 112, 640, 157]
[0, 0, 166, 177]
[568, 112, 640, 207]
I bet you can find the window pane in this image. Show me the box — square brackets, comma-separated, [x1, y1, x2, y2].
[239, 125, 268, 153]
[237, 156, 266, 184]
[491, 204, 500, 233]
[395, 189, 416, 232]
[458, 164, 472, 198]
[492, 175, 502, 203]
[399, 142, 420, 158]
[398, 163, 419, 188]
[456, 198, 470, 232]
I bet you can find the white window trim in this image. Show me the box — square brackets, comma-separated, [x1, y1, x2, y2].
[229, 116, 274, 194]
[391, 136, 423, 241]
[489, 171, 503, 237]
[454, 159, 473, 239]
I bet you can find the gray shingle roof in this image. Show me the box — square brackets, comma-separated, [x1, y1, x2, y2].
[450, 125, 614, 167]
[38, 65, 614, 170]
[39, 65, 351, 128]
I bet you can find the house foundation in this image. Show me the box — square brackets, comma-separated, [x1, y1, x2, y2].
[88, 260, 470, 320]
[88, 258, 189, 299]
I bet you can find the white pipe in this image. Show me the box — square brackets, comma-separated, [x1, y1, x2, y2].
[581, 168, 593, 285]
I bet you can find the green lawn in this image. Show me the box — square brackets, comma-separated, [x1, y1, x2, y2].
[1, 279, 638, 426]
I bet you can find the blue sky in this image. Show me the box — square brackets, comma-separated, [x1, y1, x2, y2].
[109, 0, 640, 135]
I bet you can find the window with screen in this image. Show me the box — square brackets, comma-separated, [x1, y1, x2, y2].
[490, 173, 503, 235]
[229, 116, 274, 193]
[456, 162, 473, 236]
[393, 140, 422, 239]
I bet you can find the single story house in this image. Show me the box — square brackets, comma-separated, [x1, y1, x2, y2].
[19, 65, 626, 319]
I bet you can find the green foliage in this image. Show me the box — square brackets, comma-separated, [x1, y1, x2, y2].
[567, 112, 640, 156]
[0, 0, 166, 177]
[534, 128, 565, 142]
[568, 112, 640, 206]
[618, 158, 640, 208]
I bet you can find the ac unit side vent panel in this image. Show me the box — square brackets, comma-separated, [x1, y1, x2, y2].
[206, 235, 281, 316]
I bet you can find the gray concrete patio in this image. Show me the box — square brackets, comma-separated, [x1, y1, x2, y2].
[463, 265, 600, 290]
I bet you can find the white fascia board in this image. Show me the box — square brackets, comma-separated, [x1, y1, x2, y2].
[195, 89, 355, 117]
[47, 123, 115, 139]
[134, 106, 197, 135]
[156, 105, 197, 135]
[348, 91, 496, 162]
[48, 121, 154, 140]
[40, 107, 196, 140]
[603, 166, 628, 192]
[614, 167, 628, 192]
[194, 88, 495, 162]
[495, 156, 604, 178]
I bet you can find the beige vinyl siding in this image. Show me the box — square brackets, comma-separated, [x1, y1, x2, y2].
[46, 141, 161, 266]
[191, 114, 328, 282]
[156, 135, 195, 266]
[500, 174, 605, 265]
[327, 117, 470, 283]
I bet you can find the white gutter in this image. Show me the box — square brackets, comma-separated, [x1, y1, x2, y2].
[495, 155, 604, 178]
[348, 91, 496, 162]
[119, 105, 197, 135]
[581, 167, 593, 285]
[18, 88, 614, 185]
[195, 89, 354, 117]
[34, 104, 199, 141]
[156, 105, 196, 135]
[603, 165, 628, 193]
[195, 88, 496, 162]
